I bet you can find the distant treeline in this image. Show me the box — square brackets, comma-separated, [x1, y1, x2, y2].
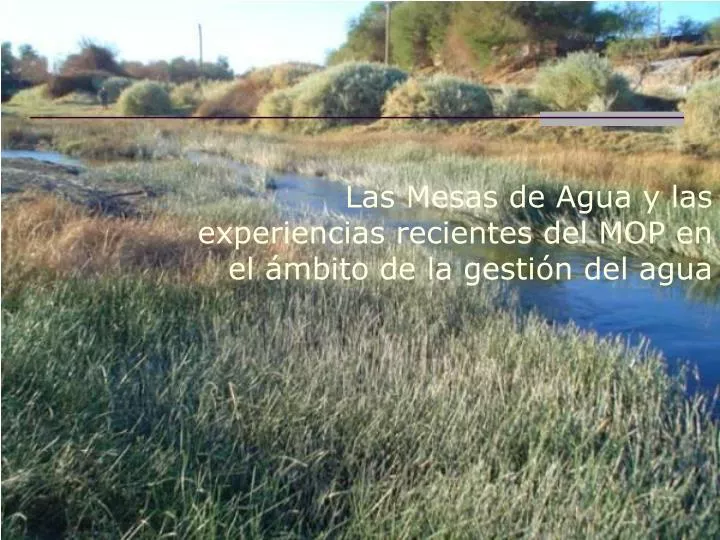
[328, 1, 720, 72]
[1, 40, 234, 101]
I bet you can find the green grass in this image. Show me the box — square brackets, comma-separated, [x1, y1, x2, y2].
[188, 134, 720, 266]
[2, 153, 719, 537]
[2, 97, 719, 539]
[3, 259, 719, 537]
[2, 111, 718, 265]
[4, 85, 119, 117]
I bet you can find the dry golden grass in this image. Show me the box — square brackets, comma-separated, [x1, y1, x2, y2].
[490, 144, 719, 193]
[1, 195, 298, 291]
[287, 129, 720, 193]
[194, 79, 268, 119]
[193, 63, 320, 119]
[5, 113, 718, 193]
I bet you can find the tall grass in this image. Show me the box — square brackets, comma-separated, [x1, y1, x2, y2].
[3, 257, 718, 537]
[2, 156, 719, 537]
[195, 135, 720, 265]
[678, 77, 720, 153]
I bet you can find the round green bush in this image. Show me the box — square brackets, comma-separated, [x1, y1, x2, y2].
[678, 77, 720, 148]
[491, 87, 546, 116]
[266, 62, 407, 133]
[383, 75, 493, 120]
[255, 86, 300, 131]
[102, 77, 134, 103]
[244, 63, 320, 90]
[170, 81, 205, 109]
[117, 81, 173, 115]
[533, 52, 634, 111]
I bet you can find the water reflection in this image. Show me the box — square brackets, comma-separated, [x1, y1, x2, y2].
[1, 149, 83, 168]
[259, 162, 720, 394]
[10, 150, 713, 392]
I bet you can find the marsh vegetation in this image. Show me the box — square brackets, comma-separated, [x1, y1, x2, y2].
[2, 126, 720, 537]
[2, 19, 720, 537]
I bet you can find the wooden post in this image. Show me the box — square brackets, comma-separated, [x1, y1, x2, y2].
[385, 2, 391, 64]
[198, 24, 204, 73]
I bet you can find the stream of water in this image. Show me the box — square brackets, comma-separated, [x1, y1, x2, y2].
[4, 150, 718, 396]
[2, 149, 83, 167]
[187, 152, 720, 396]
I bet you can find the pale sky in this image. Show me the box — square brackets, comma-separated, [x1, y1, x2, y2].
[3, 1, 718, 73]
[3, 1, 367, 72]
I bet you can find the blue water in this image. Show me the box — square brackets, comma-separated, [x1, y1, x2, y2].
[262, 165, 720, 396]
[7, 150, 718, 395]
[2, 149, 83, 168]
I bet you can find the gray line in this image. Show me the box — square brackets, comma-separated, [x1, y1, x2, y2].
[541, 112, 683, 127]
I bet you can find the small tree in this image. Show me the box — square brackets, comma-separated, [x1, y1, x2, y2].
[671, 17, 707, 37]
[201, 56, 234, 80]
[60, 40, 125, 75]
[390, 2, 453, 70]
[707, 18, 720, 43]
[613, 2, 657, 39]
[327, 3, 387, 64]
[2, 41, 15, 81]
[2, 42, 18, 101]
[16, 44, 48, 84]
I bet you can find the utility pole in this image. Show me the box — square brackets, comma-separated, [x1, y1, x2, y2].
[384, 2, 391, 64]
[198, 23, 204, 72]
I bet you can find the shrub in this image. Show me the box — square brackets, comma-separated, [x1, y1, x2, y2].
[255, 63, 407, 132]
[678, 77, 720, 149]
[47, 71, 109, 98]
[172, 80, 237, 111]
[55, 91, 101, 105]
[8, 84, 51, 105]
[255, 86, 299, 131]
[245, 62, 320, 89]
[102, 77, 134, 103]
[60, 42, 126, 76]
[491, 87, 546, 116]
[267, 62, 407, 133]
[117, 81, 173, 115]
[706, 17, 720, 43]
[170, 81, 205, 109]
[193, 79, 265, 118]
[383, 75, 493, 120]
[534, 52, 635, 111]
[193, 64, 318, 119]
[606, 38, 653, 60]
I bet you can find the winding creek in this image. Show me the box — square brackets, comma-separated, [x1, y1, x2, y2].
[4, 149, 719, 397]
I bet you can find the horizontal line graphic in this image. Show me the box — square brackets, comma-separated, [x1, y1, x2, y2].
[28, 113, 684, 123]
[540, 112, 683, 127]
